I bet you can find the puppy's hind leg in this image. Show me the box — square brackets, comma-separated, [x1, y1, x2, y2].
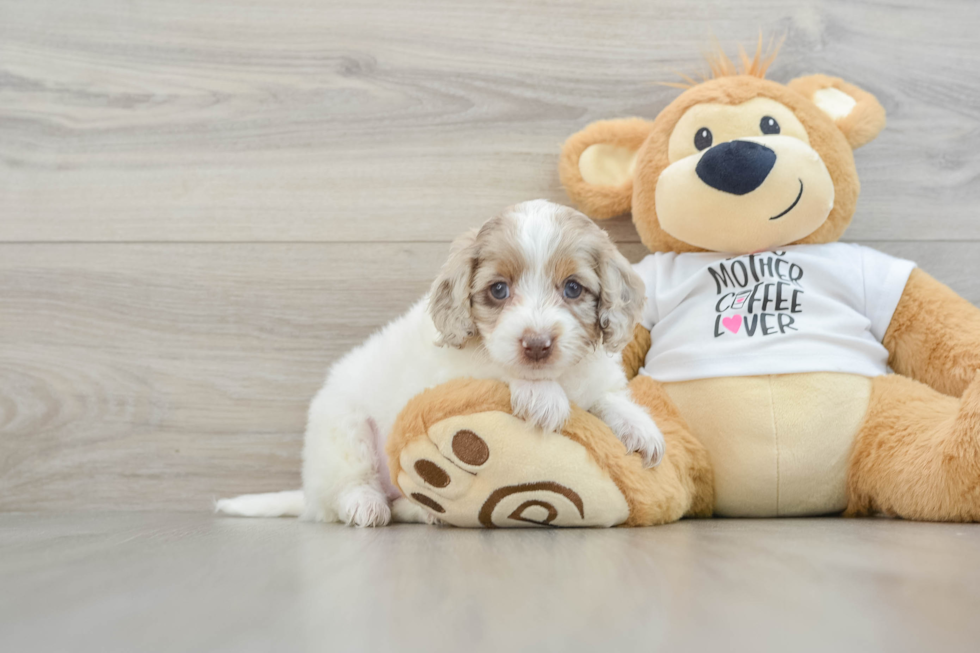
[301, 392, 392, 527]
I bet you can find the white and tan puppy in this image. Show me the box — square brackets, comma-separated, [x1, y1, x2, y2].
[218, 200, 664, 526]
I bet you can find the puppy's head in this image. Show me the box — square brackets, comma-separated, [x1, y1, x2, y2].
[429, 199, 644, 378]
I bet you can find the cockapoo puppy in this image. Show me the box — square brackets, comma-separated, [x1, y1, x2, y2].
[218, 200, 664, 526]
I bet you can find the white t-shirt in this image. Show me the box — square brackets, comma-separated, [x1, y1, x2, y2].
[634, 243, 916, 382]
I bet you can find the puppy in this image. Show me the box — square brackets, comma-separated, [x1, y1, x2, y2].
[217, 200, 664, 526]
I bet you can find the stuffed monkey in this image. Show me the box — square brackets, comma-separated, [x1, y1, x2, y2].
[386, 45, 980, 526]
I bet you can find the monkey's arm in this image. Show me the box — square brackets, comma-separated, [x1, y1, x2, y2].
[621, 324, 652, 381]
[883, 268, 980, 397]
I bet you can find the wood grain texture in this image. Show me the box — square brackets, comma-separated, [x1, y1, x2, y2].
[2, 514, 980, 652]
[1, 0, 980, 510]
[2, 0, 979, 243]
[1, 242, 978, 510]
[0, 243, 442, 510]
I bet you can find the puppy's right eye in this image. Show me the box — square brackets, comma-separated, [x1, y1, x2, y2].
[563, 279, 583, 299]
[489, 282, 509, 301]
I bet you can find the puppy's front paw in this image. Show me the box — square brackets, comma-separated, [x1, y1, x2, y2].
[510, 380, 571, 433]
[593, 393, 665, 468]
[336, 485, 391, 527]
[615, 415, 665, 468]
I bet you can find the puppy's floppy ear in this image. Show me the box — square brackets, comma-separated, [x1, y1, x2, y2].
[428, 228, 479, 347]
[788, 74, 886, 149]
[595, 241, 645, 352]
[559, 118, 655, 221]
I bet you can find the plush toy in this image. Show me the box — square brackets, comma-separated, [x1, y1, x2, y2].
[386, 43, 980, 527]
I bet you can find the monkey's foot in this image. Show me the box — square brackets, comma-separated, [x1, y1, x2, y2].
[387, 379, 630, 528]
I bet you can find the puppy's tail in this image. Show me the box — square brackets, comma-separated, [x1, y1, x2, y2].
[215, 490, 305, 517]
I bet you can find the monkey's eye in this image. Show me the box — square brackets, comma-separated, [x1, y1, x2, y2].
[489, 282, 509, 300]
[760, 116, 780, 135]
[563, 279, 583, 300]
[694, 127, 713, 151]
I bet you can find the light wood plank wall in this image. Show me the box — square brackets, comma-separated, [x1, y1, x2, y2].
[2, 0, 979, 510]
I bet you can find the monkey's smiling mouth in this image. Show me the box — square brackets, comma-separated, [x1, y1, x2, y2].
[769, 179, 804, 220]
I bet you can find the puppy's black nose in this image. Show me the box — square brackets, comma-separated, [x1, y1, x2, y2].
[695, 140, 776, 195]
[521, 333, 553, 362]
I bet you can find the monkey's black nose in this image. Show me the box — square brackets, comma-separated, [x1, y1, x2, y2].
[695, 140, 776, 195]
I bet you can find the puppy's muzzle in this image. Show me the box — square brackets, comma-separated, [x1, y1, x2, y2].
[521, 331, 554, 362]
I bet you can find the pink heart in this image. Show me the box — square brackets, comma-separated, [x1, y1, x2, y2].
[722, 314, 742, 333]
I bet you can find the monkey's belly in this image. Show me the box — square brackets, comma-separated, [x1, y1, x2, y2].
[663, 373, 872, 517]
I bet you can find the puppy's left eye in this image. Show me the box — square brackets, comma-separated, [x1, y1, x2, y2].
[489, 281, 509, 300]
[563, 279, 583, 299]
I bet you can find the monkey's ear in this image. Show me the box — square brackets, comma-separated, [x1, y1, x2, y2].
[559, 118, 655, 220]
[788, 74, 886, 149]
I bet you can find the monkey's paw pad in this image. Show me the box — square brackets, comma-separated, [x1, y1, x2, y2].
[396, 412, 630, 528]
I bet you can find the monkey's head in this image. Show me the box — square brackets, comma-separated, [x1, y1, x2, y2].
[560, 46, 886, 255]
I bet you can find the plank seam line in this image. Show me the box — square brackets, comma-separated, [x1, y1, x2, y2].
[0, 239, 974, 246]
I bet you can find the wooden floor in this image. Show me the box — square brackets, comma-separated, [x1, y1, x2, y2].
[0, 513, 977, 653]
[2, 0, 980, 510]
[3, 3, 980, 650]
